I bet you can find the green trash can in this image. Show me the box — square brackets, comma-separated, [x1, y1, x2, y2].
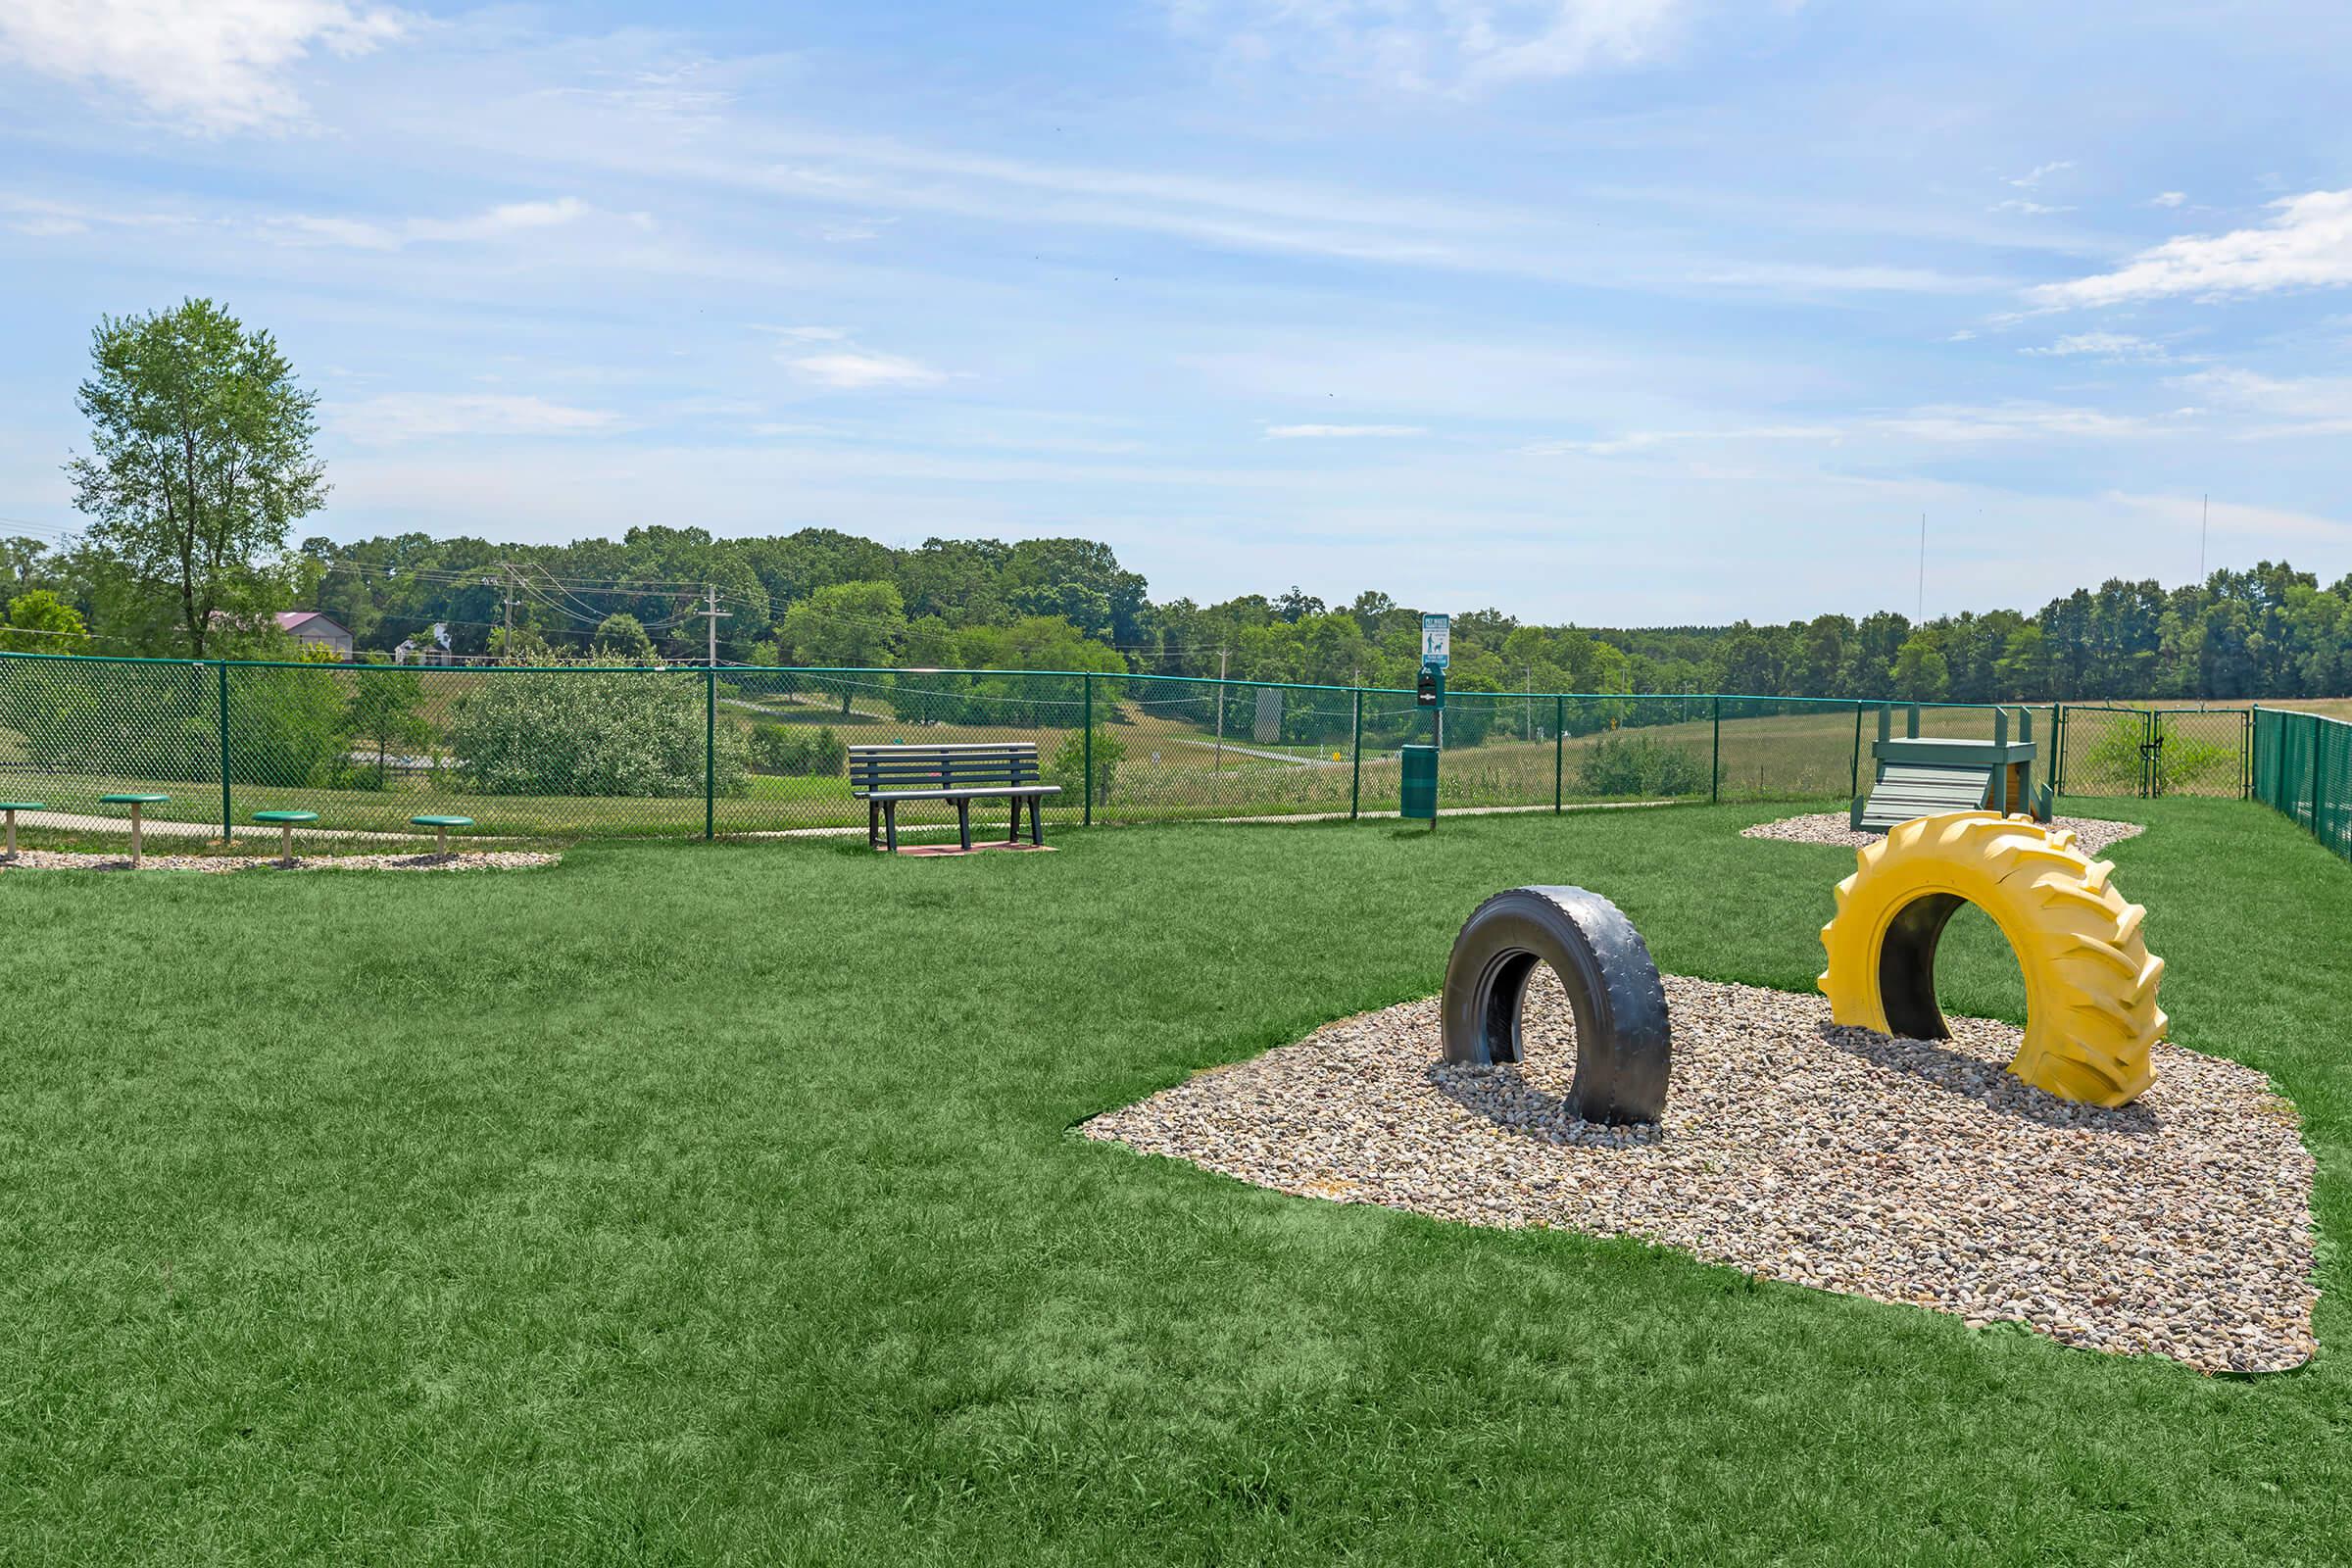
[1400, 744, 1439, 822]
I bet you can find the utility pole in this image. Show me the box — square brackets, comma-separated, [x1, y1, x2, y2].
[701, 584, 731, 667]
[486, 564, 518, 662]
[1213, 644, 1228, 781]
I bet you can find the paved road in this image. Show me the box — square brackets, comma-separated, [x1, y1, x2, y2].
[1166, 737, 1342, 767]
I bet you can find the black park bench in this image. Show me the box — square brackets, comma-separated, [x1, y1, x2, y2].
[849, 743, 1061, 853]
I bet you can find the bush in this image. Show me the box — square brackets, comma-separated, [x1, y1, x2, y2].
[1578, 734, 1707, 797]
[445, 665, 750, 798]
[1048, 725, 1124, 806]
[750, 723, 846, 777]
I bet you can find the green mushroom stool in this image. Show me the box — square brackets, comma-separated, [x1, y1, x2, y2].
[252, 810, 318, 868]
[0, 801, 42, 861]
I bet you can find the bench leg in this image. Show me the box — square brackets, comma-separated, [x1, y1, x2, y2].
[867, 800, 879, 851]
[956, 799, 972, 852]
[1031, 797, 1044, 847]
[884, 802, 899, 853]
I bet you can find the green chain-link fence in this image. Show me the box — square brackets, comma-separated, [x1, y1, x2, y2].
[2252, 707, 2352, 863]
[0, 650, 2279, 854]
[2054, 705, 2252, 800]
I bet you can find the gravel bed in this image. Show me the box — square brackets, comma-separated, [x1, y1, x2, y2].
[1084, 972, 2315, 1374]
[1742, 810, 2146, 856]
[0, 849, 559, 874]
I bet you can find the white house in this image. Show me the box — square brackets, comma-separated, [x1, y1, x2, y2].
[393, 622, 455, 665]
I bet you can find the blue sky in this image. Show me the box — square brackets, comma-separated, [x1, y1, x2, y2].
[4, 1, 2351, 624]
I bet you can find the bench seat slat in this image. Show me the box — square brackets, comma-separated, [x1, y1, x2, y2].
[860, 785, 1060, 801]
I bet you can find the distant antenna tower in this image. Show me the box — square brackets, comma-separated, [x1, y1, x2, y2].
[1915, 514, 1927, 621]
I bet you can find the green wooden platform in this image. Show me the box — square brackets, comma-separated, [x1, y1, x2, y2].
[1851, 706, 2052, 832]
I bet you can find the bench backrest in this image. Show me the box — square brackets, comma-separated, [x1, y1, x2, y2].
[848, 743, 1044, 795]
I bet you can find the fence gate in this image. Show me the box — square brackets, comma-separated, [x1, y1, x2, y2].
[2057, 706, 2151, 798]
[2057, 705, 2253, 800]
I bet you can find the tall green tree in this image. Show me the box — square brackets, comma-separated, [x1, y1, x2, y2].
[782, 580, 906, 712]
[66, 299, 326, 658]
[0, 590, 91, 654]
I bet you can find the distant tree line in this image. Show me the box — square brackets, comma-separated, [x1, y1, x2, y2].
[13, 515, 2347, 703]
[11, 299, 2347, 703]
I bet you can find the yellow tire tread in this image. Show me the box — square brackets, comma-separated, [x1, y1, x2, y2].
[1816, 809, 2164, 1107]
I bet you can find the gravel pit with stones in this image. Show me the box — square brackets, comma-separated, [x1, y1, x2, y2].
[1084, 971, 2315, 1374]
[0, 849, 559, 874]
[1741, 810, 2146, 857]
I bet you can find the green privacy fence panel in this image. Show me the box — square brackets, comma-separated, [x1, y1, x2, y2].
[0, 650, 2270, 850]
[2253, 707, 2352, 862]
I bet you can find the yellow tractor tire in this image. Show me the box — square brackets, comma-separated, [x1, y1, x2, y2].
[1817, 811, 2164, 1107]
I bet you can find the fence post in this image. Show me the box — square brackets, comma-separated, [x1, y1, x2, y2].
[2052, 703, 2066, 797]
[1349, 687, 1362, 821]
[216, 661, 231, 842]
[1710, 697, 1721, 804]
[1554, 695, 1565, 813]
[1849, 702, 1863, 800]
[2309, 712, 2323, 830]
[2144, 710, 2158, 800]
[1083, 673, 1094, 828]
[705, 667, 716, 840]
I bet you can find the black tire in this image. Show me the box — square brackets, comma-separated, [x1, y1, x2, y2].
[1441, 886, 1673, 1125]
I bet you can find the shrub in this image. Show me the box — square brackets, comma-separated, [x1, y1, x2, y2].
[750, 723, 846, 777]
[445, 665, 750, 799]
[1048, 725, 1125, 806]
[1577, 734, 1707, 797]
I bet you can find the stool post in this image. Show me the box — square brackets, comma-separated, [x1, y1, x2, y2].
[129, 802, 143, 868]
[4, 807, 14, 859]
[437, 824, 450, 857]
[279, 821, 296, 868]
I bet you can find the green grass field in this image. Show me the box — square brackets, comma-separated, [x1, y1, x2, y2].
[1, 799, 2345, 1562]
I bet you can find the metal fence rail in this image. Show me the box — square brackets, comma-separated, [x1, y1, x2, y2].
[0, 650, 2270, 852]
[2252, 707, 2352, 863]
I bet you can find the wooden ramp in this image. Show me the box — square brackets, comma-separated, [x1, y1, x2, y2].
[1854, 762, 1994, 832]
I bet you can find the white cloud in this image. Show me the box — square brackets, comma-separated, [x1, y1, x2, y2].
[2032, 189, 2352, 307]
[2021, 331, 2167, 361]
[261, 197, 592, 250]
[1684, 262, 2008, 294]
[2168, 368, 2352, 436]
[2106, 491, 2352, 542]
[1263, 423, 1426, 439]
[333, 393, 624, 442]
[0, 0, 409, 134]
[1868, 402, 2168, 442]
[1519, 424, 1838, 457]
[2151, 191, 2187, 209]
[1991, 199, 2072, 217]
[1872, 404, 2161, 442]
[1170, 0, 1684, 93]
[788, 352, 948, 390]
[2005, 161, 2074, 188]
